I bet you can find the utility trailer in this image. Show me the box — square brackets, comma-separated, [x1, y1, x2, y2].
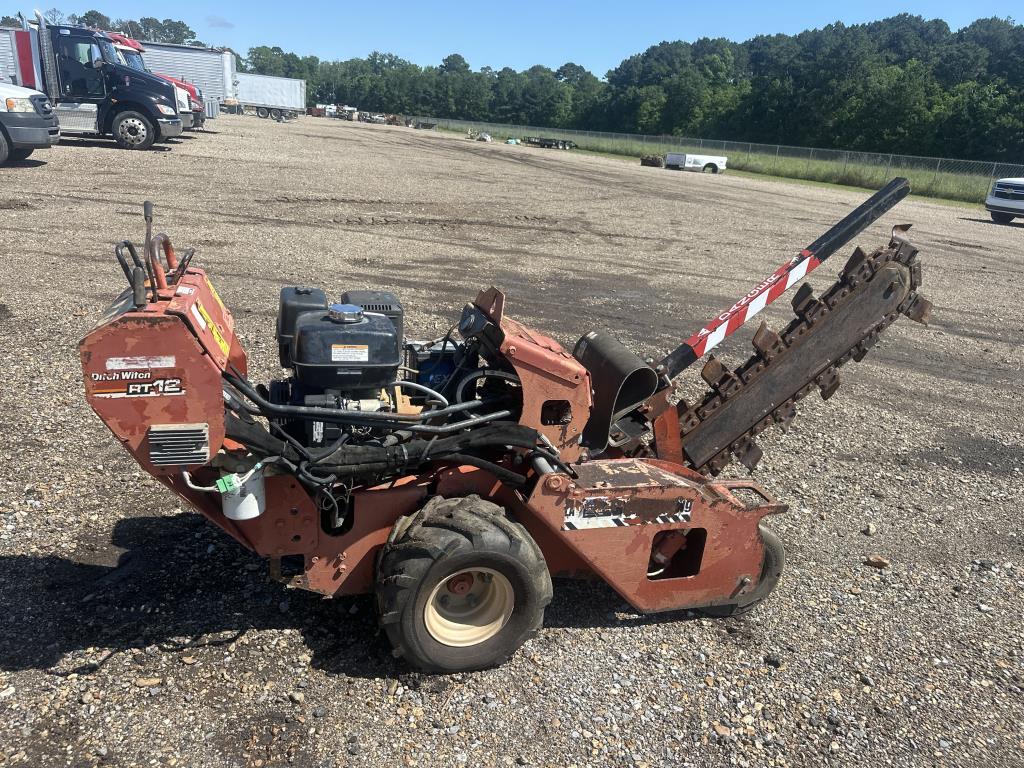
[523, 136, 575, 150]
[231, 71, 305, 120]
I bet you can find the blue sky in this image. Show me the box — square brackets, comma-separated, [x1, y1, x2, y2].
[54, 1, 1014, 75]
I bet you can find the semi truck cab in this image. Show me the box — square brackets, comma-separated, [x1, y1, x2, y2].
[17, 13, 182, 149]
[105, 32, 202, 130]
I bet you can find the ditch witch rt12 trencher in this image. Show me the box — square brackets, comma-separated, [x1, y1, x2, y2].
[81, 180, 931, 672]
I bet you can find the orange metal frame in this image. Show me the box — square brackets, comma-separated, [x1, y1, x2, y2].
[81, 279, 783, 614]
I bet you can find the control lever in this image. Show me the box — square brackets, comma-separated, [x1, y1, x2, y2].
[142, 201, 167, 295]
[131, 266, 147, 308]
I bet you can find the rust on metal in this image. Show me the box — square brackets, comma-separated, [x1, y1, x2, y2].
[474, 287, 592, 460]
[511, 457, 784, 612]
[672, 234, 930, 474]
[79, 197, 931, 625]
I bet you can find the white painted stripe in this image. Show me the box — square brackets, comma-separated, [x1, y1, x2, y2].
[744, 290, 770, 322]
[190, 304, 207, 330]
[95, 391, 186, 399]
[563, 516, 625, 530]
[784, 258, 811, 289]
[704, 322, 729, 353]
[106, 356, 176, 371]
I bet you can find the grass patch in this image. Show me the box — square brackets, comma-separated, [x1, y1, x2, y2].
[428, 120, 1011, 205]
[541, 133, 993, 203]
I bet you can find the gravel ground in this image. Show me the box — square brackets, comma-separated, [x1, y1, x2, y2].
[0, 116, 1021, 768]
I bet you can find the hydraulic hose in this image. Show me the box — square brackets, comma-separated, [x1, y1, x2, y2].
[224, 372, 483, 426]
[454, 369, 521, 403]
[388, 380, 449, 407]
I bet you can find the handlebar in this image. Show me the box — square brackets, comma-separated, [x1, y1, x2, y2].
[114, 240, 143, 282]
[115, 202, 192, 304]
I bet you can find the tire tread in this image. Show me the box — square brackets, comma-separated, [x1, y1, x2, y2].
[376, 494, 550, 672]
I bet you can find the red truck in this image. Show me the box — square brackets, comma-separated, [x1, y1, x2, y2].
[105, 32, 205, 130]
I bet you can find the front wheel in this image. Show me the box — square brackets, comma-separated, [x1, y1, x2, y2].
[377, 495, 552, 673]
[112, 111, 155, 150]
[700, 525, 785, 617]
[991, 211, 1014, 224]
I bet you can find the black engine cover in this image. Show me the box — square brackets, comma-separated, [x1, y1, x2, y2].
[292, 308, 400, 394]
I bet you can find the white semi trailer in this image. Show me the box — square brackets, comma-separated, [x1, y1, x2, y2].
[136, 42, 306, 120]
[231, 71, 305, 119]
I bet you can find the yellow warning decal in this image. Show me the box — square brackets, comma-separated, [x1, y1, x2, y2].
[205, 278, 229, 321]
[197, 301, 230, 357]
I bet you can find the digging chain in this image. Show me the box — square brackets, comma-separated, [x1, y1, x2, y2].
[676, 230, 932, 476]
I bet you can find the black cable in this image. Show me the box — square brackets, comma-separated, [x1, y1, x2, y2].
[453, 369, 521, 403]
[441, 454, 526, 486]
[298, 462, 337, 487]
[225, 371, 485, 427]
[308, 432, 351, 462]
[417, 324, 458, 379]
[267, 419, 313, 462]
[419, 434, 439, 464]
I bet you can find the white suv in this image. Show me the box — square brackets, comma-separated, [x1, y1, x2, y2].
[985, 178, 1024, 224]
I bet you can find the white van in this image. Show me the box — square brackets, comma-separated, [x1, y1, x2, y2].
[665, 152, 728, 174]
[985, 178, 1024, 224]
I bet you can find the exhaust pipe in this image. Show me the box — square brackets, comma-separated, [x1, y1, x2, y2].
[33, 10, 60, 102]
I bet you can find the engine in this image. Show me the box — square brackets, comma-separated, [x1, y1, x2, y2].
[270, 287, 492, 451]
[272, 288, 404, 447]
[208, 284, 555, 532]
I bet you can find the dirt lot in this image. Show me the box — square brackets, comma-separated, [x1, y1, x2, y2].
[0, 116, 1021, 768]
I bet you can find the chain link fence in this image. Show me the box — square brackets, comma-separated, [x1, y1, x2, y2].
[411, 116, 1024, 203]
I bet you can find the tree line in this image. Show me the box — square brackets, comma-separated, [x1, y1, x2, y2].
[1, 8, 204, 46]
[3, 10, 1021, 161]
[246, 14, 1024, 162]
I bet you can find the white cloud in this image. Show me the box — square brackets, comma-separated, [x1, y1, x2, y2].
[206, 15, 234, 29]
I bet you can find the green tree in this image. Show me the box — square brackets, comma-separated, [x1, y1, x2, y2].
[23, 8, 1013, 160]
[134, 17, 201, 45]
[68, 9, 111, 29]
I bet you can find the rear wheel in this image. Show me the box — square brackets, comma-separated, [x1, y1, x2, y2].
[377, 495, 552, 673]
[256, 107, 269, 118]
[991, 211, 1014, 224]
[700, 525, 785, 617]
[9, 147, 33, 162]
[112, 111, 155, 150]
[703, 163, 719, 174]
[270, 108, 282, 120]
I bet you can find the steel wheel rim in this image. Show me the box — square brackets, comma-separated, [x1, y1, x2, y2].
[424, 568, 514, 647]
[118, 118, 147, 146]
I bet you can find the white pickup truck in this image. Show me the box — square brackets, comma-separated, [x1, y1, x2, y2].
[665, 152, 727, 174]
[985, 178, 1024, 224]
